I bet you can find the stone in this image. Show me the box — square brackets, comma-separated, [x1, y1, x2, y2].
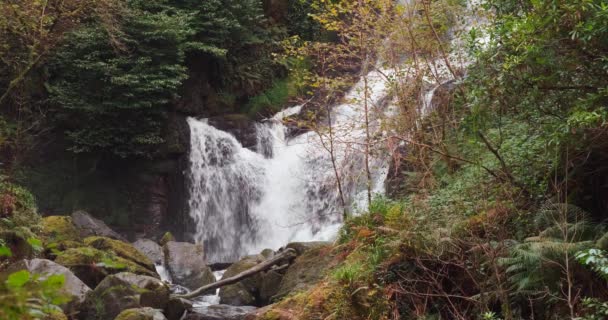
[114, 307, 168, 320]
[284, 241, 331, 255]
[132, 239, 164, 265]
[184, 305, 257, 320]
[71, 210, 126, 241]
[163, 241, 215, 290]
[258, 270, 283, 305]
[84, 236, 155, 271]
[259, 249, 274, 259]
[55, 247, 158, 288]
[274, 243, 334, 299]
[41, 216, 81, 243]
[4, 259, 91, 314]
[164, 297, 193, 320]
[80, 272, 169, 320]
[219, 255, 264, 306]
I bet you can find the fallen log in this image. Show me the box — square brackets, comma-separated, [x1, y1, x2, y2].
[173, 248, 297, 300]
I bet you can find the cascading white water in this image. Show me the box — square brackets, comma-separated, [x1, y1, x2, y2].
[187, 67, 395, 263]
[186, 0, 486, 262]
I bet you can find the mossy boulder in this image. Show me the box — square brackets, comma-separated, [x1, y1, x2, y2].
[55, 247, 158, 288]
[114, 307, 168, 320]
[84, 236, 155, 271]
[79, 272, 170, 320]
[274, 244, 334, 299]
[159, 232, 175, 246]
[44, 240, 83, 259]
[41, 216, 81, 243]
[219, 255, 265, 306]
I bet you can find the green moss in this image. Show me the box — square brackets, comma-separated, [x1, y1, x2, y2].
[41, 216, 81, 243]
[84, 236, 154, 271]
[43, 310, 68, 320]
[55, 247, 157, 277]
[246, 79, 291, 117]
[159, 232, 174, 246]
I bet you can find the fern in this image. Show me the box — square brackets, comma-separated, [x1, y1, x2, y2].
[500, 202, 602, 292]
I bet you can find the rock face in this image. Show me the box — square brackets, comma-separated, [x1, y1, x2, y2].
[133, 239, 164, 265]
[55, 247, 158, 288]
[274, 243, 334, 299]
[184, 305, 257, 320]
[84, 236, 155, 271]
[71, 210, 126, 241]
[163, 241, 215, 290]
[114, 307, 168, 320]
[4, 259, 91, 314]
[80, 272, 170, 320]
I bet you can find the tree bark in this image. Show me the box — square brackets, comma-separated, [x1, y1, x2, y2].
[172, 248, 297, 300]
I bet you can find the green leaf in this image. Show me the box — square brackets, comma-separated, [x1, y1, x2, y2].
[27, 238, 43, 253]
[6, 270, 31, 289]
[0, 245, 12, 257]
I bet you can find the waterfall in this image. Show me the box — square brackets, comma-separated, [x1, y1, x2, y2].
[187, 67, 395, 263]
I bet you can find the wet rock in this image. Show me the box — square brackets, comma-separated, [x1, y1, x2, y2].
[260, 249, 274, 259]
[164, 297, 193, 320]
[71, 210, 126, 241]
[133, 239, 164, 265]
[184, 305, 257, 320]
[41, 216, 81, 243]
[80, 272, 169, 320]
[274, 243, 334, 299]
[219, 255, 264, 306]
[163, 241, 215, 290]
[114, 307, 168, 320]
[4, 259, 91, 314]
[55, 247, 158, 288]
[84, 236, 155, 271]
[285, 241, 331, 255]
[259, 270, 283, 304]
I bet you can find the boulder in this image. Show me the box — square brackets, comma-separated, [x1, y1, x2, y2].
[114, 307, 168, 320]
[184, 305, 257, 320]
[71, 211, 126, 241]
[84, 236, 155, 271]
[133, 239, 164, 265]
[274, 243, 334, 299]
[80, 272, 169, 320]
[219, 255, 264, 306]
[55, 247, 158, 288]
[164, 297, 193, 320]
[41, 216, 81, 243]
[163, 241, 215, 290]
[4, 259, 91, 314]
[258, 270, 283, 304]
[285, 241, 331, 255]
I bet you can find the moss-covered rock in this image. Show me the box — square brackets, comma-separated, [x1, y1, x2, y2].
[274, 244, 334, 300]
[84, 236, 155, 271]
[55, 247, 158, 288]
[41, 216, 81, 243]
[219, 254, 265, 306]
[159, 232, 174, 246]
[79, 272, 169, 320]
[114, 307, 168, 320]
[44, 240, 83, 259]
[0, 229, 37, 260]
